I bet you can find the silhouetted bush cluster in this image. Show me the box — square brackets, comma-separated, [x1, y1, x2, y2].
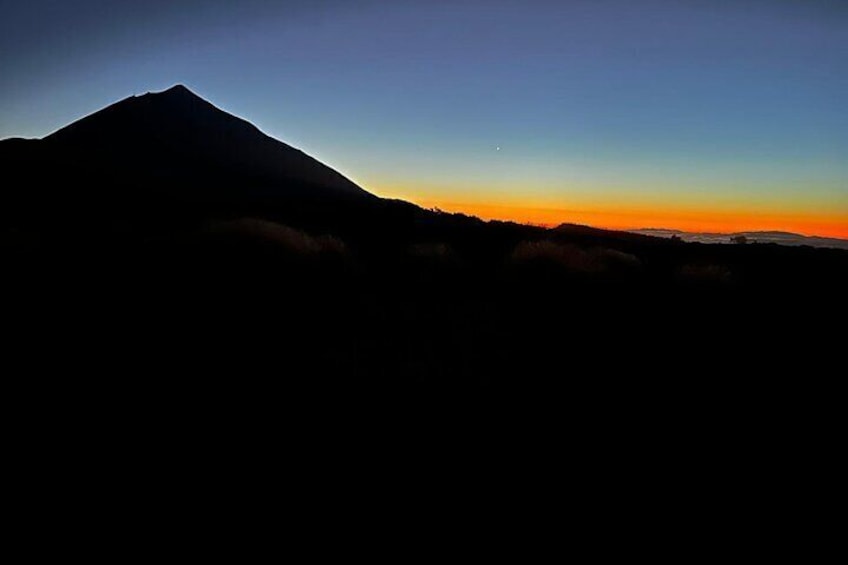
[203, 218, 348, 256]
[509, 240, 640, 275]
[677, 263, 733, 284]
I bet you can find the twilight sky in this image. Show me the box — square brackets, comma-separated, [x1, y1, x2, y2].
[2, 0, 846, 236]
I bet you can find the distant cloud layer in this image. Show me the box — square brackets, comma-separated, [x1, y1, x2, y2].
[631, 229, 848, 250]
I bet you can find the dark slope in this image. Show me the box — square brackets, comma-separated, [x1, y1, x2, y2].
[0, 85, 379, 233]
[44, 84, 372, 200]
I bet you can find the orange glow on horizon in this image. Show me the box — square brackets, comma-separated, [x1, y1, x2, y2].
[410, 199, 848, 240]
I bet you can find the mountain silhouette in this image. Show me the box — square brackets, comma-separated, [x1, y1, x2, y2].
[0, 85, 380, 233]
[45, 85, 372, 199]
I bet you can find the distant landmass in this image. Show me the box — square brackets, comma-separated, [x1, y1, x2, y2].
[630, 228, 848, 250]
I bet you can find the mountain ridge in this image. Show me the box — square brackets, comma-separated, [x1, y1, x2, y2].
[2, 85, 843, 253]
[0, 84, 392, 238]
[42, 84, 373, 200]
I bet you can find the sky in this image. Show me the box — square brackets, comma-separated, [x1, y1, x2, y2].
[1, 0, 846, 237]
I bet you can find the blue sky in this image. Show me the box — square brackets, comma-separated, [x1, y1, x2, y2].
[1, 0, 846, 235]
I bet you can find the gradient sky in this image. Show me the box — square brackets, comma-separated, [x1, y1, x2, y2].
[2, 0, 846, 237]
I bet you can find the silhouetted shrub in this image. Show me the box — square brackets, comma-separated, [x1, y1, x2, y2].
[407, 242, 459, 263]
[509, 240, 640, 274]
[595, 248, 642, 270]
[677, 263, 732, 284]
[204, 218, 347, 256]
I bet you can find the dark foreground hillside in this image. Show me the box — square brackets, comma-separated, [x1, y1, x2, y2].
[4, 211, 844, 541]
[4, 214, 845, 414]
